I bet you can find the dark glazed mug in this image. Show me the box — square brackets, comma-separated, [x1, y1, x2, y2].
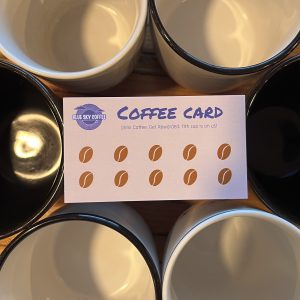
[0, 59, 63, 238]
[247, 55, 300, 223]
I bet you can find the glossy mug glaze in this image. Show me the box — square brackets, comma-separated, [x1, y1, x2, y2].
[0, 0, 148, 92]
[150, 0, 300, 93]
[247, 55, 300, 224]
[0, 203, 161, 300]
[0, 59, 63, 239]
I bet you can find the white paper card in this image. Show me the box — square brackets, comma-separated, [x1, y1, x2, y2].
[64, 96, 247, 203]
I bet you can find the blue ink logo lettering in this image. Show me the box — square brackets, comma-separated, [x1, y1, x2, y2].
[73, 104, 106, 130]
[117, 106, 223, 120]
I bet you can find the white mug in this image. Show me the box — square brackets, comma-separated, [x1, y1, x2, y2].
[0, 0, 148, 92]
[0, 203, 161, 300]
[150, 0, 300, 93]
[163, 202, 300, 300]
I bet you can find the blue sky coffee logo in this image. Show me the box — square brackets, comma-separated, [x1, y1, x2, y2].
[73, 104, 106, 130]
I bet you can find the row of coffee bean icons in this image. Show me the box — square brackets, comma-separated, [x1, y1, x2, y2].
[78, 143, 232, 163]
[79, 168, 232, 189]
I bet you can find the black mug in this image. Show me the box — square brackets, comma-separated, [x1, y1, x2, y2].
[247, 55, 300, 223]
[0, 60, 63, 238]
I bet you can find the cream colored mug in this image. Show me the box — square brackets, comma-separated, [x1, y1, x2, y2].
[0, 203, 161, 300]
[0, 0, 148, 92]
[150, 0, 300, 93]
[163, 202, 300, 300]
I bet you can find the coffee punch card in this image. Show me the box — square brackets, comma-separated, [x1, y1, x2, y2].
[64, 96, 247, 203]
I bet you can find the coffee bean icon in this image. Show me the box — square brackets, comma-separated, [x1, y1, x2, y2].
[79, 171, 93, 188]
[149, 170, 163, 186]
[149, 145, 163, 161]
[218, 168, 232, 185]
[183, 144, 197, 161]
[184, 169, 197, 185]
[114, 146, 128, 162]
[217, 144, 231, 160]
[114, 170, 128, 187]
[79, 146, 93, 163]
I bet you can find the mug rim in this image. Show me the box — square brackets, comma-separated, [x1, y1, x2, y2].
[0, 59, 64, 239]
[162, 208, 300, 299]
[0, 213, 162, 300]
[247, 54, 300, 224]
[0, 0, 148, 80]
[150, 0, 300, 76]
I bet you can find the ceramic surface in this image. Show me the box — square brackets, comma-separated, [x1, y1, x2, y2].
[163, 202, 300, 300]
[0, 203, 161, 300]
[151, 0, 300, 92]
[0, 60, 63, 239]
[0, 0, 148, 92]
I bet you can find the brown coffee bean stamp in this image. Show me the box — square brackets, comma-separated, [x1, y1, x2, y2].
[218, 168, 232, 185]
[79, 146, 93, 163]
[149, 170, 163, 186]
[183, 144, 197, 161]
[217, 143, 231, 160]
[149, 145, 163, 161]
[114, 170, 128, 187]
[114, 146, 128, 162]
[184, 169, 197, 185]
[79, 171, 93, 188]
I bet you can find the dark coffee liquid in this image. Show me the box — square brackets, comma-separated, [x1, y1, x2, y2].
[247, 59, 300, 223]
[0, 67, 62, 236]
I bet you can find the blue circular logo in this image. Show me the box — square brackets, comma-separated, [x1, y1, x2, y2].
[73, 104, 106, 130]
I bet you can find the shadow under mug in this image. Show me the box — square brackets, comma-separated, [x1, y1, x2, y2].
[0, 0, 148, 92]
[150, 0, 300, 93]
[0, 59, 63, 239]
[162, 202, 300, 300]
[247, 55, 300, 224]
[0, 203, 161, 300]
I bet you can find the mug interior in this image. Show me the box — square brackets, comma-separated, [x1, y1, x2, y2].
[154, 0, 300, 68]
[164, 213, 300, 300]
[0, 0, 140, 73]
[0, 220, 156, 300]
[247, 57, 300, 222]
[0, 63, 62, 237]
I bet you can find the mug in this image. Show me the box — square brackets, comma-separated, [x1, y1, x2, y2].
[247, 55, 300, 224]
[0, 59, 63, 239]
[162, 202, 300, 300]
[150, 0, 300, 93]
[0, 0, 148, 92]
[0, 203, 161, 300]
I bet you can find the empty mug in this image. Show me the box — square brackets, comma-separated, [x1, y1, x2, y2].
[0, 0, 148, 92]
[163, 202, 300, 300]
[0, 59, 63, 239]
[150, 0, 300, 93]
[247, 55, 300, 223]
[0, 203, 161, 300]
